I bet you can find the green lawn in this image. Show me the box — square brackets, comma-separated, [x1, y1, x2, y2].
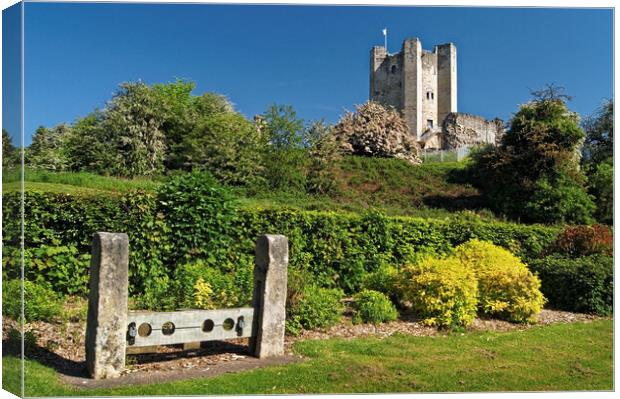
[2, 320, 613, 396]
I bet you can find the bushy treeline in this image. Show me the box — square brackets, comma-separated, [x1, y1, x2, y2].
[19, 80, 339, 194]
[466, 86, 613, 225]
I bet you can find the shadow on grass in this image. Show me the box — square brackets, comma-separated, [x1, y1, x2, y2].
[2, 337, 86, 378]
[422, 194, 486, 212]
[3, 332, 250, 379]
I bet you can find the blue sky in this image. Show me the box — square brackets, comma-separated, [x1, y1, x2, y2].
[2, 3, 614, 146]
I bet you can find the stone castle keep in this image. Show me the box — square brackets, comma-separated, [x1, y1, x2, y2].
[370, 38, 503, 150]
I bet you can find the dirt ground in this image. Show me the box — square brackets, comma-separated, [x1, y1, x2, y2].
[1, 309, 603, 388]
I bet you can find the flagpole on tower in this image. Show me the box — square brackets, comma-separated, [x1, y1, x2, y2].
[382, 27, 388, 53]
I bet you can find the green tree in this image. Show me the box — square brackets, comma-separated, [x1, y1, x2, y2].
[262, 104, 305, 150]
[63, 111, 117, 174]
[469, 85, 594, 224]
[2, 129, 19, 169]
[155, 81, 236, 170]
[588, 158, 613, 225]
[179, 112, 266, 186]
[305, 119, 341, 194]
[102, 82, 166, 177]
[583, 100, 613, 166]
[261, 104, 308, 191]
[25, 125, 70, 170]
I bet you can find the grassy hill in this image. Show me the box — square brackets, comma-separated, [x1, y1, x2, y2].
[240, 157, 489, 219]
[3, 157, 491, 219]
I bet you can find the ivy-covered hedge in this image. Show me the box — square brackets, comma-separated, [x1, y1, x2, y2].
[2, 191, 560, 309]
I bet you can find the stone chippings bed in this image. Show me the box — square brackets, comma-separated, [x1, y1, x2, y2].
[1, 309, 603, 387]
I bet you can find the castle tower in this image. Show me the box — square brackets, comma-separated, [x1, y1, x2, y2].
[436, 43, 457, 129]
[370, 38, 457, 140]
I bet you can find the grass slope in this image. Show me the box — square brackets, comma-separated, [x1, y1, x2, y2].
[242, 157, 490, 218]
[3, 157, 490, 219]
[2, 168, 162, 195]
[2, 320, 612, 396]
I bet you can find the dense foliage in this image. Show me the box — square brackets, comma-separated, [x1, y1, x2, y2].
[454, 240, 545, 323]
[24, 80, 244, 178]
[399, 256, 479, 328]
[1, 190, 560, 306]
[286, 282, 344, 335]
[583, 100, 613, 166]
[587, 157, 613, 225]
[179, 113, 266, 186]
[2, 280, 62, 322]
[528, 254, 613, 315]
[352, 289, 398, 324]
[543, 224, 613, 258]
[468, 87, 594, 224]
[333, 101, 421, 164]
[2, 129, 19, 169]
[259, 104, 309, 192]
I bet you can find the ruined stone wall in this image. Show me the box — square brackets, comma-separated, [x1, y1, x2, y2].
[442, 112, 504, 149]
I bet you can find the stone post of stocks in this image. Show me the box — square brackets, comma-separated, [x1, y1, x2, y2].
[85, 232, 129, 379]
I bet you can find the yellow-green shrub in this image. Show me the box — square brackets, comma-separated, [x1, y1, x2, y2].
[399, 256, 478, 328]
[454, 239, 545, 323]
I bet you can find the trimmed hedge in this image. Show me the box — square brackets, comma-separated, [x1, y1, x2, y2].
[3, 191, 560, 306]
[528, 254, 613, 315]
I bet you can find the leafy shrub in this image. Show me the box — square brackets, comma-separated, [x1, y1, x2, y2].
[23, 245, 91, 295]
[332, 101, 421, 164]
[588, 158, 613, 225]
[286, 284, 344, 335]
[173, 257, 253, 310]
[362, 263, 401, 300]
[305, 120, 341, 195]
[467, 88, 592, 224]
[524, 172, 595, 225]
[454, 239, 545, 323]
[260, 104, 308, 192]
[157, 171, 237, 264]
[133, 274, 176, 311]
[543, 224, 613, 258]
[352, 289, 398, 324]
[121, 190, 169, 296]
[179, 112, 266, 186]
[399, 256, 478, 328]
[2, 280, 62, 322]
[528, 254, 613, 315]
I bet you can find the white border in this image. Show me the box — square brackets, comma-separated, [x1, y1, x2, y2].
[0, 1, 616, 399]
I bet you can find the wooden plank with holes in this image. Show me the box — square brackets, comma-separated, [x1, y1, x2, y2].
[126, 307, 256, 347]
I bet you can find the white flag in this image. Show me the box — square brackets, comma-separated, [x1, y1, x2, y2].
[382, 28, 387, 36]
